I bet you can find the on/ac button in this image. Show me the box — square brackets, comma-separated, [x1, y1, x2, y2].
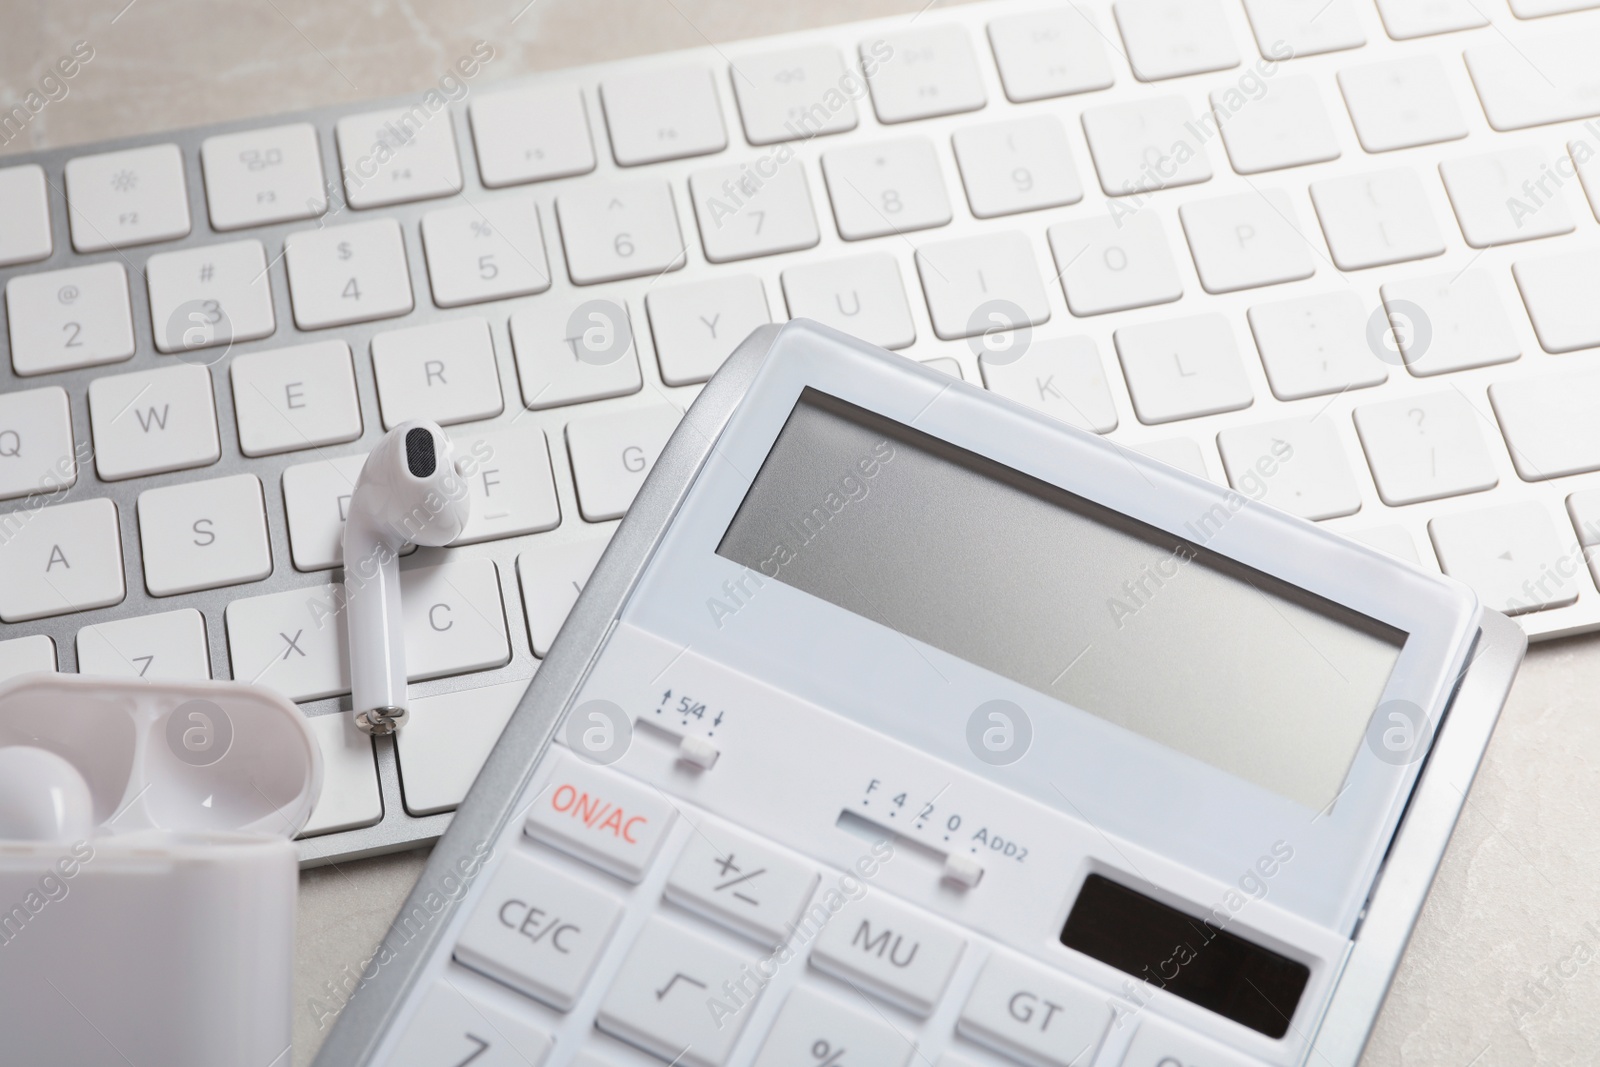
[524, 752, 677, 882]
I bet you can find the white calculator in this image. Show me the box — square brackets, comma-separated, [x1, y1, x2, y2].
[317, 321, 1526, 1067]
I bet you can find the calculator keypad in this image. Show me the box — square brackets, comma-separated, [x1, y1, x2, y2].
[431, 732, 1273, 1067]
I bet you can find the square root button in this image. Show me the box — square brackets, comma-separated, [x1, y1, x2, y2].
[524, 750, 676, 882]
[596, 916, 765, 1067]
[809, 890, 965, 1016]
[957, 950, 1110, 1066]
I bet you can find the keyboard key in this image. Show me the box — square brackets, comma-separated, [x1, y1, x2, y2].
[1215, 75, 1341, 175]
[1431, 502, 1579, 614]
[1379, 270, 1520, 377]
[602, 66, 726, 166]
[1570, 139, 1600, 220]
[1310, 170, 1446, 270]
[88, 363, 220, 481]
[979, 335, 1118, 434]
[1082, 97, 1213, 195]
[952, 115, 1084, 218]
[1121, 1015, 1260, 1067]
[1568, 491, 1600, 585]
[556, 179, 687, 283]
[449, 422, 560, 545]
[0, 386, 75, 502]
[281, 454, 366, 571]
[456, 850, 623, 1011]
[1218, 417, 1363, 520]
[518, 530, 614, 657]
[781, 253, 916, 349]
[285, 217, 414, 329]
[986, 6, 1115, 103]
[863, 25, 987, 123]
[7, 261, 135, 375]
[526, 750, 677, 880]
[1242, 0, 1364, 57]
[689, 160, 820, 262]
[0, 164, 52, 266]
[1115, 314, 1254, 425]
[1512, 247, 1600, 353]
[1441, 149, 1575, 248]
[1047, 212, 1183, 316]
[334, 106, 464, 208]
[389, 979, 554, 1067]
[923, 356, 964, 380]
[231, 340, 363, 457]
[404, 559, 511, 680]
[666, 819, 819, 946]
[1466, 31, 1600, 130]
[137, 474, 272, 596]
[299, 713, 381, 836]
[959, 951, 1109, 1067]
[199, 123, 327, 230]
[396, 679, 528, 816]
[510, 295, 642, 409]
[372, 318, 504, 428]
[811, 890, 965, 1015]
[754, 986, 913, 1067]
[420, 196, 552, 307]
[1179, 189, 1315, 294]
[146, 238, 276, 354]
[64, 142, 190, 252]
[731, 45, 859, 144]
[598, 917, 762, 1067]
[1512, 0, 1600, 13]
[0, 498, 124, 623]
[915, 231, 1051, 341]
[1339, 56, 1468, 153]
[1114, 0, 1239, 80]
[647, 274, 772, 386]
[1247, 291, 1388, 401]
[821, 138, 952, 240]
[77, 608, 210, 680]
[1353, 392, 1499, 505]
[225, 560, 507, 701]
[1348, 525, 1423, 564]
[1376, 0, 1487, 38]
[566, 404, 681, 522]
[0, 635, 56, 684]
[1490, 368, 1600, 480]
[469, 83, 596, 187]
[226, 584, 348, 698]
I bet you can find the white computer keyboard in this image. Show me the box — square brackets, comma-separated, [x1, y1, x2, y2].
[2, 0, 1599, 864]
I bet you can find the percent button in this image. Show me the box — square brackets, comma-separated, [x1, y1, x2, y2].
[753, 986, 914, 1067]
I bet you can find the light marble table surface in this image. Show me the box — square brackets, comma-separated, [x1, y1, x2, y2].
[4, 2, 1599, 1064]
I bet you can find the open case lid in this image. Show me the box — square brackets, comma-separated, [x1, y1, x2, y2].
[0, 674, 323, 840]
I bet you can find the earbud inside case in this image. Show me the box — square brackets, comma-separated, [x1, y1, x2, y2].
[0, 674, 323, 1067]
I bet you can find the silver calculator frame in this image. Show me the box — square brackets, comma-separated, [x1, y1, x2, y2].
[314, 321, 1526, 1067]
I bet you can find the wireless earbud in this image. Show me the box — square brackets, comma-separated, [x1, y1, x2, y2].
[0, 746, 95, 841]
[343, 420, 471, 734]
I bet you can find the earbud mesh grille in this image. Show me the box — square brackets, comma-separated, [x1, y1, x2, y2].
[405, 428, 437, 477]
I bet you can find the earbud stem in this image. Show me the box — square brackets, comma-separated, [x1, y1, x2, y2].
[343, 508, 408, 735]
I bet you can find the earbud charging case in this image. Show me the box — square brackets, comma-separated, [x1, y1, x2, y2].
[0, 673, 322, 1067]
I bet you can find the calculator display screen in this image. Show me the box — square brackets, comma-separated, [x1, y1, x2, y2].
[716, 389, 1406, 810]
